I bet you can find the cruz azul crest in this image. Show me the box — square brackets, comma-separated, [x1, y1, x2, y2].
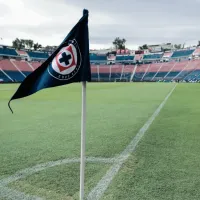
[48, 39, 82, 80]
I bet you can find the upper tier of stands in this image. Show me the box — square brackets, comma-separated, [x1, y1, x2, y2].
[26, 51, 49, 59]
[143, 53, 163, 60]
[116, 55, 134, 61]
[0, 47, 18, 57]
[90, 54, 107, 63]
[171, 49, 194, 58]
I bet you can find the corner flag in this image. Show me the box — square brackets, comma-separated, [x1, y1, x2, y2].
[8, 9, 91, 112]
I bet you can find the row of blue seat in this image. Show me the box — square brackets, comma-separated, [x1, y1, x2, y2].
[143, 54, 163, 60]
[0, 71, 31, 82]
[0, 48, 18, 56]
[26, 51, 49, 59]
[171, 49, 194, 58]
[0, 48, 49, 59]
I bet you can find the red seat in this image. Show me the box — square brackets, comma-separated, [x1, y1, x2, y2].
[0, 60, 17, 71]
[99, 65, 110, 73]
[12, 60, 33, 72]
[31, 61, 41, 70]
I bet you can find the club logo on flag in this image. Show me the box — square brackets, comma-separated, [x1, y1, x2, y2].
[48, 39, 82, 80]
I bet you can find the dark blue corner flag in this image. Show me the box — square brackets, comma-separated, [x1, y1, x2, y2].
[8, 9, 91, 113]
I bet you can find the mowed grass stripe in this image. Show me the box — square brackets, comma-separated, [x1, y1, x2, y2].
[102, 84, 200, 200]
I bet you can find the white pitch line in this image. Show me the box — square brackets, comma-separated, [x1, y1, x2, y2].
[0, 157, 115, 187]
[87, 84, 177, 200]
[0, 157, 116, 200]
[0, 187, 42, 200]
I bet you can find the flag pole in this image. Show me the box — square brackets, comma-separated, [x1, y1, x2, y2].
[80, 81, 86, 200]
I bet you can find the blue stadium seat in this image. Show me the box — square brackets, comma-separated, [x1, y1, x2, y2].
[121, 72, 131, 81]
[23, 71, 32, 76]
[175, 70, 190, 79]
[143, 72, 156, 80]
[99, 73, 110, 81]
[110, 73, 121, 81]
[155, 72, 168, 78]
[91, 73, 98, 78]
[171, 50, 194, 58]
[116, 55, 134, 63]
[143, 54, 163, 60]
[90, 54, 107, 64]
[165, 71, 180, 79]
[26, 51, 49, 59]
[0, 71, 10, 82]
[184, 70, 200, 81]
[4, 71, 25, 82]
[0, 47, 18, 56]
[133, 72, 145, 81]
[91, 73, 99, 81]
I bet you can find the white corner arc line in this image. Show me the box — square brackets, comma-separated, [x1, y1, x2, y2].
[0, 187, 42, 200]
[87, 84, 177, 200]
[0, 157, 116, 200]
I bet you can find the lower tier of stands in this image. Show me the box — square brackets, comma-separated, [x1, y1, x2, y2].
[1, 59, 200, 83]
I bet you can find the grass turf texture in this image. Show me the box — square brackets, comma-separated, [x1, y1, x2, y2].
[102, 84, 200, 200]
[2, 83, 199, 199]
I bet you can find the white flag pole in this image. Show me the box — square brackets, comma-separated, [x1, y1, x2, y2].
[80, 81, 87, 200]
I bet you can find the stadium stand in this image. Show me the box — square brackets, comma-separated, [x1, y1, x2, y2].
[174, 60, 197, 80]
[165, 61, 188, 80]
[115, 55, 134, 63]
[30, 61, 42, 70]
[1, 44, 200, 83]
[0, 70, 11, 82]
[154, 62, 175, 80]
[12, 60, 33, 72]
[110, 65, 123, 81]
[184, 60, 200, 81]
[193, 48, 200, 56]
[91, 65, 99, 81]
[121, 65, 134, 81]
[135, 54, 143, 61]
[0, 59, 25, 82]
[143, 63, 162, 81]
[161, 52, 173, 61]
[0, 47, 18, 57]
[99, 65, 110, 81]
[171, 49, 194, 58]
[26, 51, 49, 59]
[133, 64, 148, 81]
[90, 54, 107, 64]
[17, 50, 27, 55]
[143, 53, 163, 61]
[163, 52, 173, 57]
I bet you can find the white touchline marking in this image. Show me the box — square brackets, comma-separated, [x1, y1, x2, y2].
[0, 157, 116, 200]
[86, 84, 177, 200]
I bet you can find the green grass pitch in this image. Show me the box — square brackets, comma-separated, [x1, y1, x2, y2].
[1, 83, 200, 200]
